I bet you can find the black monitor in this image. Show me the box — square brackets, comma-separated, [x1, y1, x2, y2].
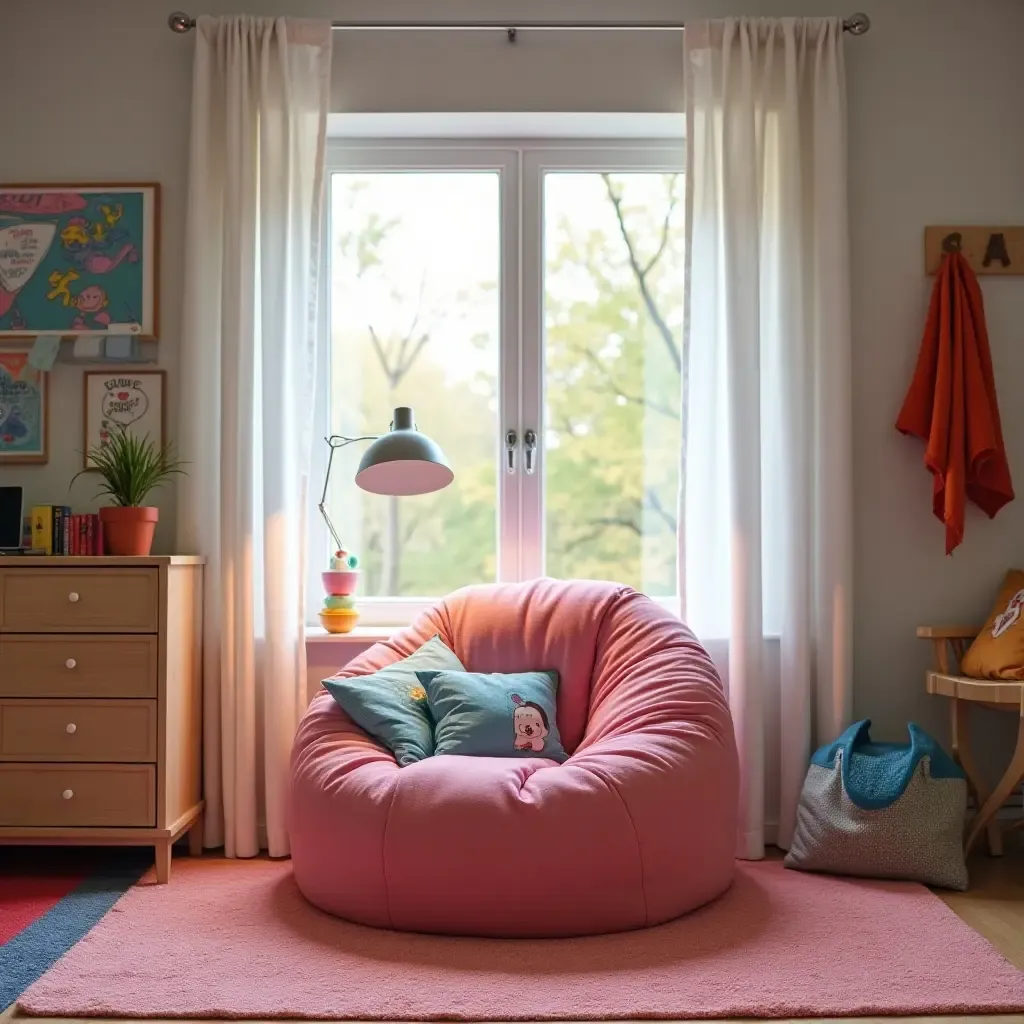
[0, 485, 24, 550]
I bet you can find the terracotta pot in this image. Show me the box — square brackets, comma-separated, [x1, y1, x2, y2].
[99, 506, 159, 556]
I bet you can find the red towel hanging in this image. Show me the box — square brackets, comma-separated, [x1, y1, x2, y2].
[896, 250, 1014, 554]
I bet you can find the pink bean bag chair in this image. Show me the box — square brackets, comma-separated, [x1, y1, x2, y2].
[289, 578, 738, 937]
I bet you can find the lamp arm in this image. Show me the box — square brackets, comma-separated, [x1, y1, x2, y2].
[318, 434, 381, 552]
[325, 434, 381, 448]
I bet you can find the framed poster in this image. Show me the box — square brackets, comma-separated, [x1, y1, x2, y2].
[0, 184, 159, 339]
[0, 349, 48, 464]
[83, 370, 165, 468]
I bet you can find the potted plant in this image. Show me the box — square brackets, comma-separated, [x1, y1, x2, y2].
[74, 428, 186, 556]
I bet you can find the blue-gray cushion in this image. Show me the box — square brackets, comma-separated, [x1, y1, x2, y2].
[416, 669, 567, 762]
[322, 635, 464, 766]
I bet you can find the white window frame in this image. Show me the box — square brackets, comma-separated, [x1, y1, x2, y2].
[311, 137, 685, 627]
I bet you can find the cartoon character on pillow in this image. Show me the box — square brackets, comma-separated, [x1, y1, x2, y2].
[511, 692, 549, 752]
[992, 588, 1024, 638]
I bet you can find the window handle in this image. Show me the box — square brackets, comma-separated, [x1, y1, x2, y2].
[505, 430, 518, 474]
[524, 429, 537, 475]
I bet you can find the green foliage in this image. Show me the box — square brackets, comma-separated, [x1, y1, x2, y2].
[74, 428, 186, 508]
[335, 340, 497, 597]
[334, 180, 398, 277]
[542, 173, 683, 595]
[331, 171, 683, 598]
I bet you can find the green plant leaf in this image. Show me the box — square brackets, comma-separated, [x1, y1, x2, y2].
[72, 426, 187, 507]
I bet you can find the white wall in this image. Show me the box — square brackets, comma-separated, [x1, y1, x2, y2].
[7, 0, 1024, 768]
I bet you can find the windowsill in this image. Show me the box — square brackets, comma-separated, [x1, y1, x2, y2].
[305, 625, 397, 643]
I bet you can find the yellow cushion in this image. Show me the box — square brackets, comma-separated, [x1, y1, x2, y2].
[961, 569, 1024, 679]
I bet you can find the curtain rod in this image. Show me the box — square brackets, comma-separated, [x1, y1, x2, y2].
[167, 11, 871, 38]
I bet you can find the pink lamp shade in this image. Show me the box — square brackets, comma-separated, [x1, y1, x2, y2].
[354, 407, 454, 497]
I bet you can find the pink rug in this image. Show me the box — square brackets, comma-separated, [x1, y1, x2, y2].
[18, 858, 1024, 1019]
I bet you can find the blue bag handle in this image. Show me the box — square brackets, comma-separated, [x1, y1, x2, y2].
[837, 719, 930, 810]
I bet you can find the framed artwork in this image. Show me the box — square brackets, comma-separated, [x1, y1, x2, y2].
[0, 348, 48, 464]
[0, 184, 159, 339]
[83, 370, 165, 468]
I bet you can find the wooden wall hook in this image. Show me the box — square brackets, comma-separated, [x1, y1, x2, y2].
[926, 226, 1024, 275]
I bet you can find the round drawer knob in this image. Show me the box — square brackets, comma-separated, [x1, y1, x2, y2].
[68, 592, 80, 603]
[62, 789, 74, 800]
[66, 723, 77, 734]
[65, 658, 77, 669]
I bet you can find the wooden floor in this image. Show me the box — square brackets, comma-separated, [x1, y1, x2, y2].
[3, 852, 1023, 1024]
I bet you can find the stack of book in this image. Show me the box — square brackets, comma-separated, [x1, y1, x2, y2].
[29, 506, 104, 556]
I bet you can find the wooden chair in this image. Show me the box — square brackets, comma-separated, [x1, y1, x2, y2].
[918, 626, 1024, 856]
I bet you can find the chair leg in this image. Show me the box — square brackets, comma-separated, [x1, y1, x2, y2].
[951, 699, 1003, 855]
[964, 712, 1024, 856]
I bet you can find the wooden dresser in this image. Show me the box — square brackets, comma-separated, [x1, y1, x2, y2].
[0, 555, 204, 883]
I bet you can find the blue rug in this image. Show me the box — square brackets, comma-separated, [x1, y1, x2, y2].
[0, 847, 148, 1010]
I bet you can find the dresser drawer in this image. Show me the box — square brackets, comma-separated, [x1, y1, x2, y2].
[0, 635, 158, 698]
[0, 699, 157, 762]
[0, 569, 159, 633]
[0, 763, 155, 827]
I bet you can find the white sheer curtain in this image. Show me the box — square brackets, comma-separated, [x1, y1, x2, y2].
[176, 15, 331, 857]
[681, 18, 853, 858]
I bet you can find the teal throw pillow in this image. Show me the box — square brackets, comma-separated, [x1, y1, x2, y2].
[416, 669, 568, 762]
[322, 635, 464, 766]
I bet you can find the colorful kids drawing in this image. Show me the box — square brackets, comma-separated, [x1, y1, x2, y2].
[0, 352, 45, 459]
[45, 269, 111, 327]
[60, 213, 138, 275]
[0, 395, 29, 444]
[511, 693, 550, 752]
[0, 187, 153, 336]
[71, 285, 111, 329]
[0, 222, 56, 325]
[46, 268, 79, 306]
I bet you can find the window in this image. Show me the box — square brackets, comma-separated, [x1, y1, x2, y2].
[314, 141, 684, 624]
